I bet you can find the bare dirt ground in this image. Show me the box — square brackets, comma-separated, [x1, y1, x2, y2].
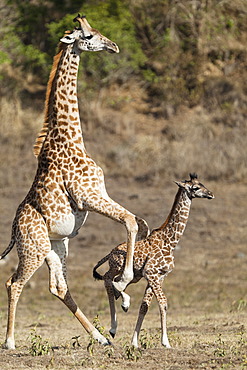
[0, 177, 246, 369]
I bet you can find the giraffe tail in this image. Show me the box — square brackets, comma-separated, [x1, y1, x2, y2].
[0, 238, 15, 260]
[93, 253, 111, 281]
[136, 216, 150, 240]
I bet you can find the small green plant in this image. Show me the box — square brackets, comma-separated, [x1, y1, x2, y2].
[214, 334, 226, 358]
[29, 328, 52, 356]
[231, 298, 247, 312]
[139, 329, 158, 349]
[86, 315, 108, 356]
[104, 344, 115, 358]
[241, 354, 247, 367]
[87, 335, 96, 356]
[93, 315, 106, 335]
[62, 341, 72, 355]
[123, 343, 142, 361]
[237, 330, 247, 347]
[71, 335, 81, 349]
[168, 330, 182, 347]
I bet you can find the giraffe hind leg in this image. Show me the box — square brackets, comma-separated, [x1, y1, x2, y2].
[4, 252, 48, 349]
[146, 276, 171, 348]
[104, 278, 118, 338]
[46, 241, 110, 345]
[3, 211, 52, 349]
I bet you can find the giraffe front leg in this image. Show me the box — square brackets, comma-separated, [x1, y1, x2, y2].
[112, 214, 138, 292]
[121, 291, 131, 312]
[132, 285, 154, 348]
[83, 193, 140, 292]
[148, 276, 171, 349]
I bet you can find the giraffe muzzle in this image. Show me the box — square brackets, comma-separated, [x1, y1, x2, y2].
[105, 42, 119, 54]
[206, 192, 214, 199]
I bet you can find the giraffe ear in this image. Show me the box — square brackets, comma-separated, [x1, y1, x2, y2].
[175, 181, 185, 188]
[60, 33, 76, 44]
[175, 180, 191, 191]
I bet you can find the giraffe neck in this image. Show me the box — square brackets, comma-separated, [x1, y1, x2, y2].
[34, 43, 84, 157]
[157, 188, 192, 249]
[48, 44, 83, 144]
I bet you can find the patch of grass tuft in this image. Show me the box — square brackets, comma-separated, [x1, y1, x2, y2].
[29, 328, 52, 356]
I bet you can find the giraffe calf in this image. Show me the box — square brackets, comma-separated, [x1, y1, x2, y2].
[93, 174, 214, 348]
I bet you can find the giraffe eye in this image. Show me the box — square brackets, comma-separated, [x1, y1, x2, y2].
[192, 186, 200, 191]
[85, 35, 93, 40]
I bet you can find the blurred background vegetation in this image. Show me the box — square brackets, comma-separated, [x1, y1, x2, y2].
[0, 0, 246, 187]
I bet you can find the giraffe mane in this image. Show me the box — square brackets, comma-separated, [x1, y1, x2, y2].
[33, 38, 68, 158]
[155, 187, 183, 231]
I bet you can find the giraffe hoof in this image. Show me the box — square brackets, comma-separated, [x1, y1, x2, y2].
[103, 338, 112, 346]
[2, 339, 15, 350]
[109, 331, 115, 338]
[162, 343, 172, 349]
[121, 304, 129, 313]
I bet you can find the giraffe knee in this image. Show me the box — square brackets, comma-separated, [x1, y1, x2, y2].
[140, 301, 149, 315]
[5, 273, 17, 289]
[161, 299, 168, 312]
[125, 215, 138, 235]
[49, 283, 67, 299]
[5, 277, 12, 290]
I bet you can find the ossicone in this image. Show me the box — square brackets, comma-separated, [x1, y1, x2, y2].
[189, 173, 198, 181]
[73, 13, 86, 24]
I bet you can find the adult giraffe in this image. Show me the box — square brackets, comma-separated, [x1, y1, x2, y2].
[0, 14, 148, 349]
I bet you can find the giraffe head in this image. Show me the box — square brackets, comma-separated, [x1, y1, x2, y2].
[60, 14, 119, 54]
[175, 173, 214, 200]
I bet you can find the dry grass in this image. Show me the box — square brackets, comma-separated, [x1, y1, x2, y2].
[82, 91, 247, 183]
[1, 87, 245, 192]
[0, 97, 42, 188]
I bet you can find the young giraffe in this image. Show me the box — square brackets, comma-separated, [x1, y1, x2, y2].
[93, 174, 214, 348]
[0, 14, 148, 349]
